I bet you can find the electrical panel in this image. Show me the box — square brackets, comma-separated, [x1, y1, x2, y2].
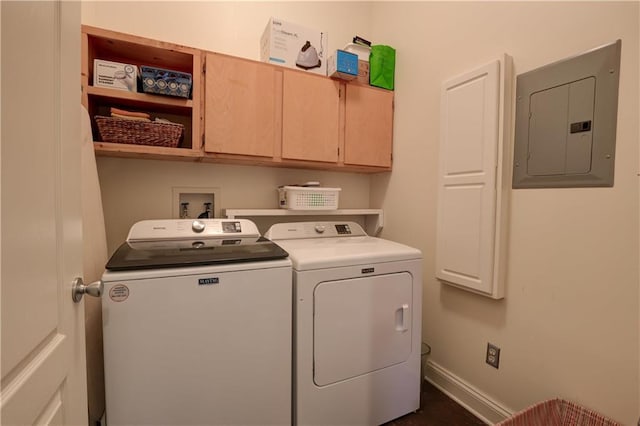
[513, 40, 621, 188]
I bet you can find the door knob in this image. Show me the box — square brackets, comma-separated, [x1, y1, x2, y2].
[72, 277, 104, 303]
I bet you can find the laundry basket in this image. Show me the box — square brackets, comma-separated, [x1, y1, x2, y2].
[277, 186, 341, 210]
[497, 398, 620, 426]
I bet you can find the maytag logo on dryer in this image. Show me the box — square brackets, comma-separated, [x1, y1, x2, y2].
[361, 267, 375, 274]
[198, 277, 219, 286]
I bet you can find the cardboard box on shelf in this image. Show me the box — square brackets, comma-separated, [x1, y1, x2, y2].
[328, 50, 358, 81]
[343, 42, 370, 85]
[357, 60, 370, 85]
[260, 17, 328, 76]
[140, 66, 192, 99]
[94, 59, 138, 92]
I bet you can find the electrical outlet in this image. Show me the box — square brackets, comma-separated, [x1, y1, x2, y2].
[486, 343, 500, 369]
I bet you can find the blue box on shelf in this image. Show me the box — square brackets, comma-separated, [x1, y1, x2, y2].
[328, 49, 358, 81]
[140, 66, 192, 99]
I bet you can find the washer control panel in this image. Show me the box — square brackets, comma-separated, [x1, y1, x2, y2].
[127, 219, 256, 242]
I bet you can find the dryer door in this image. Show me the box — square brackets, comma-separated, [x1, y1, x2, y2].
[313, 272, 413, 386]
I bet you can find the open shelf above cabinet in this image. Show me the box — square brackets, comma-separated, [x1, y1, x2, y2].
[92, 141, 202, 160]
[86, 86, 194, 109]
[81, 25, 202, 158]
[224, 209, 384, 236]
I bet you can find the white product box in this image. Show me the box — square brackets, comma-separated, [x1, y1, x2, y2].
[94, 59, 138, 92]
[260, 17, 328, 76]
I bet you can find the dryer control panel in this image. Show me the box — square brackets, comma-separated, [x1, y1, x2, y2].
[265, 221, 367, 240]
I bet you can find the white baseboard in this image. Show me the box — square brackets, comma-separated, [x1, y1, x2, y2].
[424, 360, 513, 425]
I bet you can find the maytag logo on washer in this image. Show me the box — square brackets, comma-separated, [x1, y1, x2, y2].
[198, 277, 219, 286]
[361, 267, 375, 274]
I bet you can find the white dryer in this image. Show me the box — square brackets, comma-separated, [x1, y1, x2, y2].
[265, 221, 423, 426]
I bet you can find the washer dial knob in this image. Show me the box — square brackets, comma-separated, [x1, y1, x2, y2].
[192, 220, 206, 233]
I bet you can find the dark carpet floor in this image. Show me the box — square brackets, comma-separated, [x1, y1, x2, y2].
[383, 380, 487, 426]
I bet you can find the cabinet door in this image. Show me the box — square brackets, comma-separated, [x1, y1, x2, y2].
[282, 71, 340, 163]
[205, 53, 279, 157]
[344, 85, 394, 168]
[435, 55, 512, 299]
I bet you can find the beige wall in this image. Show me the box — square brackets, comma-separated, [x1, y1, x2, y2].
[82, 2, 375, 252]
[96, 158, 371, 252]
[84, 1, 639, 424]
[370, 2, 639, 424]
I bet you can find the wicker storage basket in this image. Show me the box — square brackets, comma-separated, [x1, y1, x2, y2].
[496, 398, 620, 426]
[94, 116, 183, 148]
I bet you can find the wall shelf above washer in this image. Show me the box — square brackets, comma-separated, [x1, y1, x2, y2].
[223, 209, 384, 236]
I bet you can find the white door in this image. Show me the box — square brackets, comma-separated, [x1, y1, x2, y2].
[1, 2, 87, 425]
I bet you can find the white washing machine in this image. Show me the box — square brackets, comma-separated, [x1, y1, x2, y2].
[265, 221, 423, 426]
[101, 219, 292, 426]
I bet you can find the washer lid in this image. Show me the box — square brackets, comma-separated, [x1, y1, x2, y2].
[106, 219, 288, 271]
[105, 236, 288, 271]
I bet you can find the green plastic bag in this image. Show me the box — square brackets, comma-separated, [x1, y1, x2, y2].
[369, 45, 396, 90]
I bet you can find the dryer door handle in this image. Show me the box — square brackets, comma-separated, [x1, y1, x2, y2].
[395, 304, 409, 332]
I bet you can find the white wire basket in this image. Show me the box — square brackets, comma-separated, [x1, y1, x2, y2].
[278, 186, 341, 210]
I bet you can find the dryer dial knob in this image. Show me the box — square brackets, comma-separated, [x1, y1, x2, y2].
[314, 225, 326, 234]
[192, 220, 206, 233]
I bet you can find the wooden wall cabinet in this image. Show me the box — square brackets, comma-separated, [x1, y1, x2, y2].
[280, 68, 393, 170]
[81, 25, 202, 160]
[82, 27, 393, 172]
[202, 52, 393, 171]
